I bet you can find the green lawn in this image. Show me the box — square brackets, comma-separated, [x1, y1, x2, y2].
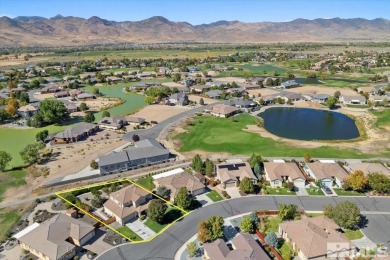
[306, 188, 325, 196]
[176, 114, 389, 158]
[116, 226, 143, 241]
[346, 104, 369, 109]
[0, 209, 21, 242]
[264, 187, 296, 195]
[264, 216, 282, 233]
[144, 219, 167, 233]
[278, 240, 293, 260]
[343, 229, 364, 240]
[206, 190, 224, 202]
[371, 109, 390, 129]
[136, 176, 155, 191]
[0, 170, 27, 202]
[333, 188, 365, 196]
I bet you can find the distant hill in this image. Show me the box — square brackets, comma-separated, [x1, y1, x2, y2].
[0, 16, 389, 46]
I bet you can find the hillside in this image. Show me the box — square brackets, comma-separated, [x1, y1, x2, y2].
[0, 16, 389, 46]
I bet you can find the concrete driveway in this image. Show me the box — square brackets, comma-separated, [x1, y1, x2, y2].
[194, 193, 213, 206]
[126, 219, 156, 240]
[225, 187, 241, 198]
[296, 187, 308, 196]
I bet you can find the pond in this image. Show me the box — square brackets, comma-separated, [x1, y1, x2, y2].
[258, 107, 360, 141]
[85, 83, 146, 120]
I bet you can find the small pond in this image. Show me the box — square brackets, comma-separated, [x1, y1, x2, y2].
[258, 107, 360, 141]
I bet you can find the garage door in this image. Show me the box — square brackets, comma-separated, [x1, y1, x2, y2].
[224, 182, 237, 188]
[294, 179, 305, 188]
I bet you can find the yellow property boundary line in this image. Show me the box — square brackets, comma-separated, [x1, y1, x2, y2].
[55, 177, 189, 244]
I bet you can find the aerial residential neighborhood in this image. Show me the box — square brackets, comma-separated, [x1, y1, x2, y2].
[0, 1, 390, 260]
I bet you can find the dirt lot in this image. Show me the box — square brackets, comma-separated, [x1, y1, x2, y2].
[130, 104, 189, 122]
[286, 85, 357, 96]
[247, 88, 280, 97]
[188, 94, 218, 105]
[216, 77, 246, 83]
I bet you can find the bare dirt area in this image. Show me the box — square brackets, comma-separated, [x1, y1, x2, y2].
[216, 77, 247, 83]
[131, 104, 189, 122]
[0, 52, 52, 68]
[162, 82, 183, 88]
[247, 88, 280, 97]
[188, 94, 218, 105]
[181, 150, 232, 161]
[287, 85, 357, 96]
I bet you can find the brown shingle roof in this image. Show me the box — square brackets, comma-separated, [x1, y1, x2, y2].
[347, 163, 390, 176]
[211, 104, 239, 116]
[279, 216, 352, 259]
[154, 172, 205, 198]
[264, 162, 305, 181]
[217, 162, 256, 184]
[306, 162, 348, 181]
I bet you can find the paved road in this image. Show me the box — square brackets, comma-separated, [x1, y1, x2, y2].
[98, 196, 390, 260]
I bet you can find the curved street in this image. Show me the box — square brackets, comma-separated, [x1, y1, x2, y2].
[98, 195, 390, 260]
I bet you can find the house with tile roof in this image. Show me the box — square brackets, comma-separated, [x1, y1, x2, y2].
[216, 160, 257, 189]
[264, 162, 306, 188]
[303, 160, 349, 187]
[210, 104, 240, 118]
[345, 162, 390, 177]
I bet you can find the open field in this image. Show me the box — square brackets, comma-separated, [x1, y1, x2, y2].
[130, 104, 189, 122]
[371, 109, 390, 129]
[174, 114, 390, 158]
[0, 208, 21, 242]
[0, 170, 27, 202]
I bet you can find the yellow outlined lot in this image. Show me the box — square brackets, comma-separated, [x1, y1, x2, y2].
[55, 178, 189, 243]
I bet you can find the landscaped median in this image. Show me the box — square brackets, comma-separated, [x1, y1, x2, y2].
[55, 178, 189, 244]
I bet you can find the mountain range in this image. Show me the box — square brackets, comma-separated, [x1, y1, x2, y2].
[0, 15, 389, 46]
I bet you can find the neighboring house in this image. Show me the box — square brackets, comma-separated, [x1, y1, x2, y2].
[98, 139, 170, 174]
[264, 162, 306, 188]
[153, 171, 206, 200]
[125, 116, 146, 125]
[304, 160, 349, 187]
[40, 85, 59, 94]
[216, 160, 257, 189]
[229, 99, 258, 112]
[357, 85, 384, 95]
[190, 85, 211, 93]
[345, 162, 390, 177]
[106, 76, 122, 83]
[14, 214, 95, 260]
[311, 94, 330, 103]
[226, 87, 245, 94]
[168, 92, 189, 106]
[77, 93, 95, 100]
[54, 123, 99, 143]
[54, 90, 70, 98]
[99, 116, 126, 130]
[17, 104, 38, 117]
[339, 95, 366, 105]
[279, 216, 354, 260]
[369, 95, 389, 104]
[103, 185, 152, 225]
[210, 104, 240, 118]
[280, 80, 300, 89]
[204, 90, 223, 99]
[203, 233, 270, 260]
[238, 82, 260, 90]
[65, 103, 78, 113]
[69, 89, 84, 98]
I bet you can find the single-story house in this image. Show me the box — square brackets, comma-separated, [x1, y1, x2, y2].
[190, 85, 211, 93]
[280, 80, 300, 89]
[264, 162, 306, 188]
[226, 87, 245, 94]
[279, 216, 354, 260]
[210, 104, 240, 118]
[79, 72, 96, 80]
[204, 90, 223, 99]
[103, 185, 152, 225]
[357, 85, 384, 95]
[40, 85, 60, 94]
[54, 90, 70, 98]
[106, 76, 122, 83]
[238, 82, 260, 90]
[69, 89, 85, 98]
[14, 214, 95, 260]
[345, 162, 390, 177]
[98, 139, 170, 174]
[99, 116, 126, 130]
[369, 95, 389, 104]
[125, 116, 146, 125]
[304, 160, 349, 187]
[311, 94, 330, 103]
[153, 171, 206, 200]
[339, 95, 366, 105]
[204, 233, 270, 260]
[216, 160, 257, 189]
[168, 92, 189, 106]
[77, 93, 95, 100]
[229, 99, 258, 112]
[17, 104, 38, 117]
[55, 123, 99, 143]
[65, 103, 78, 113]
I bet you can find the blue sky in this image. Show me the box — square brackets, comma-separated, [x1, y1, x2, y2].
[0, 0, 388, 24]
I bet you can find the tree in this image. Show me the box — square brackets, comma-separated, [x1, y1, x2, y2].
[208, 216, 224, 241]
[278, 204, 298, 220]
[255, 117, 264, 128]
[240, 217, 254, 233]
[147, 199, 167, 223]
[331, 201, 361, 229]
[186, 241, 197, 257]
[20, 142, 45, 165]
[0, 151, 12, 172]
[92, 87, 100, 95]
[192, 154, 203, 173]
[204, 159, 214, 177]
[0, 109, 8, 121]
[199, 98, 205, 105]
[35, 130, 49, 142]
[334, 91, 341, 99]
[249, 212, 259, 228]
[239, 177, 254, 193]
[345, 170, 368, 191]
[253, 163, 261, 177]
[132, 134, 140, 142]
[248, 153, 263, 168]
[29, 79, 40, 89]
[368, 172, 390, 194]
[145, 96, 156, 104]
[326, 96, 338, 109]
[323, 204, 334, 218]
[102, 110, 110, 118]
[265, 232, 279, 248]
[197, 220, 211, 243]
[79, 102, 89, 111]
[173, 73, 181, 82]
[287, 70, 295, 79]
[5, 98, 19, 116]
[304, 153, 312, 163]
[156, 185, 171, 199]
[84, 112, 95, 123]
[39, 99, 69, 124]
[19, 92, 29, 103]
[174, 187, 192, 210]
[90, 160, 98, 169]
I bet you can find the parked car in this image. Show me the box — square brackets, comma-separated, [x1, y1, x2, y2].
[323, 187, 333, 195]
